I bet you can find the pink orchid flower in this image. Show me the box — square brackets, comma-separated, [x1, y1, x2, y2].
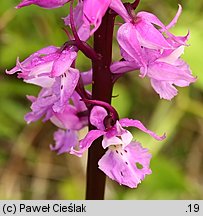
[69, 106, 165, 188]
[16, 0, 70, 9]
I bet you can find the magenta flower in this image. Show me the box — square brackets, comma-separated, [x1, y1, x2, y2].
[121, 5, 185, 50]
[6, 46, 80, 112]
[6, 44, 93, 116]
[49, 93, 88, 155]
[83, 0, 130, 34]
[26, 91, 88, 155]
[6, 46, 77, 86]
[6, 46, 58, 88]
[111, 5, 196, 100]
[16, 0, 70, 9]
[70, 106, 165, 187]
[112, 45, 196, 100]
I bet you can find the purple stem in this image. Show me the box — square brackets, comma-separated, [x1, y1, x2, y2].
[131, 0, 140, 9]
[69, 0, 100, 61]
[85, 11, 115, 200]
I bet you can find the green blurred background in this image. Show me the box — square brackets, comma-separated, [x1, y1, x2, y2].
[0, 0, 203, 199]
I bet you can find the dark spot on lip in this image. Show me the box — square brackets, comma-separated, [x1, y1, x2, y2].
[120, 171, 123, 176]
[116, 150, 119, 154]
[125, 162, 128, 165]
[64, 73, 67, 77]
[124, 150, 127, 153]
[141, 46, 144, 48]
[61, 85, 63, 90]
[61, 74, 63, 78]
[120, 152, 123, 156]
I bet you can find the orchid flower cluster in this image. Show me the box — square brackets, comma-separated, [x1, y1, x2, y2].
[7, 0, 195, 189]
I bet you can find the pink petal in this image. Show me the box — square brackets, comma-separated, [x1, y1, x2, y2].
[77, 24, 91, 41]
[26, 95, 36, 103]
[117, 23, 145, 64]
[137, 5, 183, 40]
[137, 11, 166, 29]
[102, 130, 133, 149]
[50, 129, 78, 155]
[134, 20, 172, 49]
[63, 2, 83, 26]
[53, 68, 79, 112]
[150, 79, 178, 100]
[103, 121, 133, 148]
[98, 142, 152, 188]
[71, 92, 87, 112]
[81, 70, 92, 85]
[137, 5, 182, 32]
[110, 0, 130, 22]
[62, 68, 79, 99]
[121, 130, 133, 147]
[25, 76, 54, 88]
[51, 105, 84, 130]
[83, 0, 111, 34]
[147, 61, 196, 83]
[63, 2, 90, 41]
[102, 136, 124, 149]
[119, 118, 165, 140]
[165, 4, 182, 30]
[25, 88, 57, 123]
[51, 49, 77, 77]
[37, 46, 59, 55]
[71, 130, 105, 157]
[110, 61, 139, 74]
[6, 46, 58, 75]
[90, 106, 108, 130]
[166, 31, 190, 47]
[157, 46, 185, 64]
[16, 0, 70, 9]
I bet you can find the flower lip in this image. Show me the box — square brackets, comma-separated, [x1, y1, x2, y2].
[98, 141, 152, 188]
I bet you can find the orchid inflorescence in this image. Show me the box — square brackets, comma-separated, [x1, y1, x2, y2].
[7, 0, 195, 189]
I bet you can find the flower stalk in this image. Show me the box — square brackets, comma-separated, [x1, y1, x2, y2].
[85, 10, 115, 200]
